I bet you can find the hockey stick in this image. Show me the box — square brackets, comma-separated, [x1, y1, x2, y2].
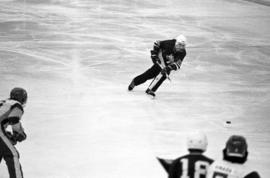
[158, 52, 171, 81]
[147, 75, 158, 89]
[157, 62, 171, 81]
[147, 72, 163, 91]
[147, 65, 171, 91]
[146, 52, 171, 92]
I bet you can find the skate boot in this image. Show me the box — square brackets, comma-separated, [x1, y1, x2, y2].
[128, 80, 135, 91]
[146, 89, 156, 97]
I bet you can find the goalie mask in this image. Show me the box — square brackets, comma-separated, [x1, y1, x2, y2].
[225, 135, 248, 158]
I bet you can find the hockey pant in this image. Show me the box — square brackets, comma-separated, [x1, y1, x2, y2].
[133, 63, 168, 92]
[0, 131, 24, 178]
[147, 72, 167, 92]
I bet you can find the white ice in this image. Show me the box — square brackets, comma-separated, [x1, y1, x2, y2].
[0, 0, 270, 177]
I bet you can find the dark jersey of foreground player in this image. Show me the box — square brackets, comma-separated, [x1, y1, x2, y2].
[158, 132, 213, 178]
[169, 152, 213, 178]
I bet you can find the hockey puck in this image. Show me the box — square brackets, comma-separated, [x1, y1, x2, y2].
[226, 121, 231, 124]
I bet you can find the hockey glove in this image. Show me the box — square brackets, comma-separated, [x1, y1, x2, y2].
[13, 131, 27, 142]
[5, 131, 17, 145]
[161, 66, 172, 75]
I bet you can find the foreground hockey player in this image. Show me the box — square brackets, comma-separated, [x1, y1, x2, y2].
[0, 88, 27, 178]
[158, 132, 213, 178]
[128, 34, 187, 97]
[207, 135, 261, 178]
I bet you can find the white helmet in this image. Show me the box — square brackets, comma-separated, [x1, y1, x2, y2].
[187, 131, 208, 152]
[176, 34, 187, 46]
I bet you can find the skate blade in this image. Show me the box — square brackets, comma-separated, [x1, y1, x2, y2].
[146, 93, 156, 99]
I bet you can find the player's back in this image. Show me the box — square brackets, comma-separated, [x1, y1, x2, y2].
[0, 99, 14, 121]
[207, 159, 260, 178]
[169, 152, 213, 178]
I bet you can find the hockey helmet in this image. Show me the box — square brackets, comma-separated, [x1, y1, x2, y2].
[225, 135, 248, 158]
[10, 87, 28, 105]
[176, 34, 187, 46]
[187, 131, 208, 152]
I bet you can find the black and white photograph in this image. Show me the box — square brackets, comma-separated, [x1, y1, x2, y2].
[0, 0, 269, 177]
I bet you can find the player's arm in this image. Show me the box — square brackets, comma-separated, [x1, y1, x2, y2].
[8, 106, 27, 142]
[150, 40, 161, 63]
[161, 51, 186, 75]
[166, 60, 182, 72]
[170, 51, 186, 71]
[161, 62, 179, 75]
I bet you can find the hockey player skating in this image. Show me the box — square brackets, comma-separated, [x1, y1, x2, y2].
[158, 131, 213, 178]
[207, 135, 261, 178]
[128, 34, 187, 97]
[0, 88, 28, 178]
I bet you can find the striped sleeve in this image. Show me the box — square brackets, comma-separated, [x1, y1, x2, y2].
[170, 50, 186, 71]
[8, 106, 23, 124]
[169, 60, 182, 71]
[153, 40, 160, 50]
[151, 40, 161, 58]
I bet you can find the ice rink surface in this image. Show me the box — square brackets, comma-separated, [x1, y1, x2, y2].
[0, 0, 270, 177]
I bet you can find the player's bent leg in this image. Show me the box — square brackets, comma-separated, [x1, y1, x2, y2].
[129, 64, 161, 90]
[5, 155, 23, 178]
[151, 74, 167, 92]
[0, 135, 23, 178]
[146, 88, 156, 97]
[128, 79, 135, 91]
[146, 73, 167, 97]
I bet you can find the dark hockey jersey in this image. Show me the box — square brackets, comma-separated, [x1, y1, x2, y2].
[169, 153, 213, 178]
[151, 39, 186, 70]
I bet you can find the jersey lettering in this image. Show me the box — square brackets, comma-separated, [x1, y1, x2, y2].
[180, 158, 189, 178]
[180, 158, 211, 178]
[195, 161, 210, 178]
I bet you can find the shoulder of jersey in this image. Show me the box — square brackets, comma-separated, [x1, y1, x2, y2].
[6, 99, 24, 112]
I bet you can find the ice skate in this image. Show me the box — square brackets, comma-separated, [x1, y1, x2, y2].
[146, 89, 156, 97]
[128, 80, 135, 91]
